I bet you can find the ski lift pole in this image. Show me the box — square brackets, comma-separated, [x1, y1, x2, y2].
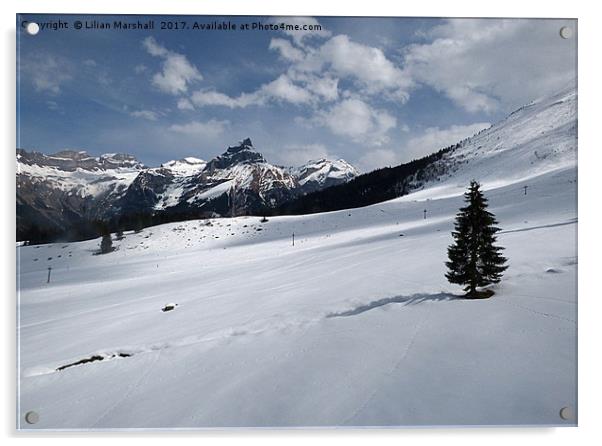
[47, 267, 52, 283]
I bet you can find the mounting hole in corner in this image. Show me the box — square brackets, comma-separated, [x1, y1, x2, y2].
[25, 411, 39, 424]
[559, 26, 573, 39]
[26, 22, 40, 36]
[559, 406, 574, 421]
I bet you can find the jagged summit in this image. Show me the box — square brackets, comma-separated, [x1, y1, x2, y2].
[207, 138, 266, 171]
[226, 138, 256, 154]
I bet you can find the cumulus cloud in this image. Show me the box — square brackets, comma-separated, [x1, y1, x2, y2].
[316, 98, 396, 145]
[403, 19, 576, 113]
[191, 74, 314, 108]
[304, 34, 413, 100]
[261, 75, 314, 105]
[269, 38, 305, 62]
[142, 37, 203, 95]
[290, 73, 339, 101]
[142, 36, 169, 57]
[187, 17, 415, 115]
[168, 119, 229, 138]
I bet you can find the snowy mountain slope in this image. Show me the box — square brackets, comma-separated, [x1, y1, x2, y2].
[17, 86, 577, 428]
[409, 84, 577, 199]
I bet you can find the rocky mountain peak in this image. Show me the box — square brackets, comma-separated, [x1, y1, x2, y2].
[207, 138, 265, 171]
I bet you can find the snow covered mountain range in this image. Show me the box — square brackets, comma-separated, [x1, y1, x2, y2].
[16, 138, 359, 241]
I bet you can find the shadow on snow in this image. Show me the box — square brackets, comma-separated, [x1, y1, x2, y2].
[327, 292, 461, 318]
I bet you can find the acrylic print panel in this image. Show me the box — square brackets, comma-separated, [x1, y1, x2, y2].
[16, 14, 577, 429]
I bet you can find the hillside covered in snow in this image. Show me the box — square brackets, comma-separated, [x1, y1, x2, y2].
[17, 85, 577, 429]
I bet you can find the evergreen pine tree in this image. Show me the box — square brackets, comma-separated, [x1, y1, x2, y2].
[100, 232, 113, 254]
[116, 228, 124, 240]
[445, 180, 508, 298]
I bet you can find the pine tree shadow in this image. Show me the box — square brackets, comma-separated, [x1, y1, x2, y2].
[327, 292, 462, 318]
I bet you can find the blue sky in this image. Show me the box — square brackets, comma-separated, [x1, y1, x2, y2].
[17, 15, 576, 171]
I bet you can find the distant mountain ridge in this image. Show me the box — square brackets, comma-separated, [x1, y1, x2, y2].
[16, 139, 359, 242]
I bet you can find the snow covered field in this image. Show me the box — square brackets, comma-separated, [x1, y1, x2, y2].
[17, 165, 577, 428]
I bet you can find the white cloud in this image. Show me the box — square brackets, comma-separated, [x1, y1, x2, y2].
[316, 98, 396, 145]
[130, 110, 160, 121]
[142, 36, 169, 57]
[191, 74, 313, 108]
[187, 20, 412, 112]
[357, 122, 490, 172]
[22, 54, 72, 95]
[308, 34, 413, 100]
[176, 98, 195, 110]
[191, 89, 258, 108]
[269, 16, 331, 47]
[357, 148, 400, 172]
[134, 64, 148, 74]
[83, 59, 97, 67]
[401, 122, 490, 161]
[168, 119, 229, 138]
[142, 37, 203, 95]
[269, 38, 305, 62]
[260, 75, 314, 105]
[292, 73, 339, 101]
[403, 19, 576, 112]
